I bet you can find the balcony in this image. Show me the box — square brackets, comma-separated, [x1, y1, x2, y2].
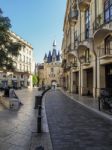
[80, 55, 91, 66]
[78, 0, 91, 11]
[63, 63, 71, 72]
[69, 9, 78, 25]
[71, 62, 78, 68]
[79, 30, 93, 42]
[93, 12, 112, 32]
[98, 47, 112, 59]
[77, 30, 93, 47]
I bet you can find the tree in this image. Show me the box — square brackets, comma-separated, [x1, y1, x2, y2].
[0, 8, 21, 71]
[32, 75, 38, 86]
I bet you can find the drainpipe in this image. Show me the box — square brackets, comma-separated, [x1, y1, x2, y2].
[79, 9, 82, 95]
[94, 0, 97, 97]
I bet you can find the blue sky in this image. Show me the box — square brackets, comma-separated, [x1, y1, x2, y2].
[0, 0, 66, 63]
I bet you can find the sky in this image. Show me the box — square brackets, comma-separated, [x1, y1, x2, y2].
[0, 0, 66, 63]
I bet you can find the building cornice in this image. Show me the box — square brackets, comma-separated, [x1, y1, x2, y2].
[9, 30, 33, 50]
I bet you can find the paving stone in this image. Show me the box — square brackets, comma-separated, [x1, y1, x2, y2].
[45, 90, 112, 150]
[0, 89, 52, 150]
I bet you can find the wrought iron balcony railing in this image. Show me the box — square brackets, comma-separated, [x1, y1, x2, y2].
[78, 29, 93, 43]
[71, 62, 78, 68]
[93, 11, 112, 32]
[80, 55, 91, 65]
[93, 12, 104, 32]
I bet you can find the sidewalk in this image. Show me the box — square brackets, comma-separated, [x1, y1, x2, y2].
[60, 88, 112, 122]
[0, 89, 53, 150]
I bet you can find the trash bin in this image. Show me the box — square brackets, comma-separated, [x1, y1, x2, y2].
[35, 146, 44, 150]
[34, 95, 42, 109]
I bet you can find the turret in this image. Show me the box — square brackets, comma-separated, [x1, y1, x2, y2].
[44, 53, 48, 63]
[52, 40, 57, 62]
[48, 51, 52, 63]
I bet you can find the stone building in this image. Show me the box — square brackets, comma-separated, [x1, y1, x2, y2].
[38, 41, 62, 87]
[0, 31, 34, 89]
[37, 63, 44, 86]
[61, 0, 112, 98]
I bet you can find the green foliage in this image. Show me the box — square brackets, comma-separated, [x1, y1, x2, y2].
[33, 75, 38, 86]
[0, 8, 21, 71]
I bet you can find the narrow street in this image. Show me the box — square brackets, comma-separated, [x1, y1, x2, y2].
[0, 89, 38, 150]
[45, 90, 112, 150]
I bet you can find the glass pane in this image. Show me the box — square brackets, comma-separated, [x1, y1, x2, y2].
[105, 10, 110, 22]
[110, 6, 112, 20]
[104, 0, 109, 9]
[110, 0, 112, 5]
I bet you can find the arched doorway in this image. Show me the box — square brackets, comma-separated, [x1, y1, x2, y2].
[51, 80, 57, 89]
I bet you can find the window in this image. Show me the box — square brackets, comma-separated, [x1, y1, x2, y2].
[24, 55, 25, 62]
[27, 57, 28, 63]
[85, 49, 90, 62]
[105, 35, 112, 54]
[104, 0, 112, 23]
[20, 64, 22, 70]
[19, 54, 22, 61]
[21, 74, 23, 78]
[51, 68, 54, 72]
[85, 8, 90, 39]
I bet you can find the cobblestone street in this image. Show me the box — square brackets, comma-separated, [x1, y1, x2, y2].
[45, 90, 112, 150]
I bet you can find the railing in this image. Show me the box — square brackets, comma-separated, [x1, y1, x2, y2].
[78, 29, 93, 43]
[93, 11, 112, 32]
[98, 47, 112, 57]
[93, 12, 104, 32]
[71, 62, 77, 67]
[80, 55, 91, 64]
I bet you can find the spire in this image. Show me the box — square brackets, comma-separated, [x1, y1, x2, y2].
[48, 51, 52, 63]
[44, 53, 47, 60]
[53, 40, 56, 47]
[52, 49, 57, 61]
[53, 40, 56, 50]
[44, 53, 48, 63]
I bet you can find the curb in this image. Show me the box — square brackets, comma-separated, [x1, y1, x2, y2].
[60, 89, 112, 123]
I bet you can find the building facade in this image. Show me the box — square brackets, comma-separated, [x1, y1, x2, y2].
[0, 31, 33, 89]
[62, 0, 112, 98]
[37, 63, 44, 87]
[38, 41, 62, 87]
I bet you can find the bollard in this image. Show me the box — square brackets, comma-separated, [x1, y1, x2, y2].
[34, 95, 42, 109]
[38, 105, 42, 116]
[35, 145, 44, 150]
[37, 115, 41, 133]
